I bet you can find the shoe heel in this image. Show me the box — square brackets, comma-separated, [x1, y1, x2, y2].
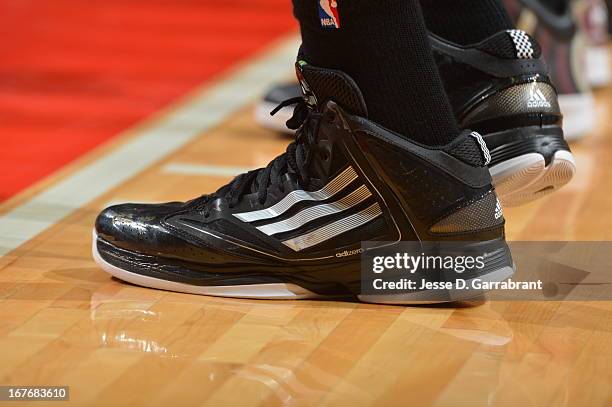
[487, 126, 576, 207]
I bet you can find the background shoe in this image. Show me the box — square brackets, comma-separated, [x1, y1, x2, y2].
[505, 0, 596, 141]
[254, 83, 301, 133]
[576, 0, 610, 87]
[94, 61, 513, 304]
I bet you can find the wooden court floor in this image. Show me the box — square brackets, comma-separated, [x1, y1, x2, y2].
[0, 70, 611, 406]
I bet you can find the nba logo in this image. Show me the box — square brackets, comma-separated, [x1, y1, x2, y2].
[319, 0, 340, 29]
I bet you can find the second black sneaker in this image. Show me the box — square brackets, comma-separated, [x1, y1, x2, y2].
[93, 61, 514, 304]
[432, 29, 576, 207]
[255, 29, 577, 207]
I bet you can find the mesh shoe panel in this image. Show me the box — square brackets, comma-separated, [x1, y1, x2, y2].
[300, 64, 368, 116]
[443, 130, 487, 167]
[477, 30, 542, 59]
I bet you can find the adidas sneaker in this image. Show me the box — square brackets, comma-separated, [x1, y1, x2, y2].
[255, 29, 576, 207]
[431, 28, 576, 207]
[93, 61, 514, 304]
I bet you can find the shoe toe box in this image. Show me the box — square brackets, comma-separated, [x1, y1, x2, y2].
[95, 202, 184, 254]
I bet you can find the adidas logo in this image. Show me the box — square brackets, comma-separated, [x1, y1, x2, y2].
[495, 198, 503, 220]
[527, 88, 551, 108]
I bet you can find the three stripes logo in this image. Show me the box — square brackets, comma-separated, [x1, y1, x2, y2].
[233, 167, 381, 252]
[527, 87, 552, 108]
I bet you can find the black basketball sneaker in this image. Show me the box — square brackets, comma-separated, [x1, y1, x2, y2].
[255, 29, 576, 207]
[431, 29, 576, 207]
[93, 61, 514, 304]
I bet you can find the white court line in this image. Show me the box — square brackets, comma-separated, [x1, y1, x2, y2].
[0, 34, 300, 257]
[162, 163, 251, 177]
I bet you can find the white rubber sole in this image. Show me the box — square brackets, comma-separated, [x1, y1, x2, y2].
[92, 231, 514, 304]
[586, 45, 610, 88]
[92, 232, 321, 300]
[254, 101, 295, 134]
[491, 150, 576, 207]
[558, 93, 596, 141]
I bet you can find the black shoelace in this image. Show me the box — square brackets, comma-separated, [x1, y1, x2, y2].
[196, 97, 322, 217]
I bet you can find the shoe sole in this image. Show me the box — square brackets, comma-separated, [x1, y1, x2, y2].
[93, 230, 515, 304]
[92, 233, 323, 300]
[491, 150, 576, 207]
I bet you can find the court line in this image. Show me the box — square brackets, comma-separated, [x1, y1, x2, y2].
[0, 34, 300, 257]
[162, 163, 251, 177]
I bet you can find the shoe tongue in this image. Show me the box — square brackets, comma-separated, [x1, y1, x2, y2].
[476, 30, 541, 60]
[295, 60, 368, 117]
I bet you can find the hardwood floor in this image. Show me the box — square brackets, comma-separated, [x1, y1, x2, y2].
[0, 82, 610, 406]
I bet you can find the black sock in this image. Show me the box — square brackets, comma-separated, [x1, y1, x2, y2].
[420, 0, 514, 45]
[292, 0, 459, 147]
[539, 0, 570, 14]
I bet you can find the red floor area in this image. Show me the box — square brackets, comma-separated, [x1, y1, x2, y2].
[0, 0, 296, 202]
